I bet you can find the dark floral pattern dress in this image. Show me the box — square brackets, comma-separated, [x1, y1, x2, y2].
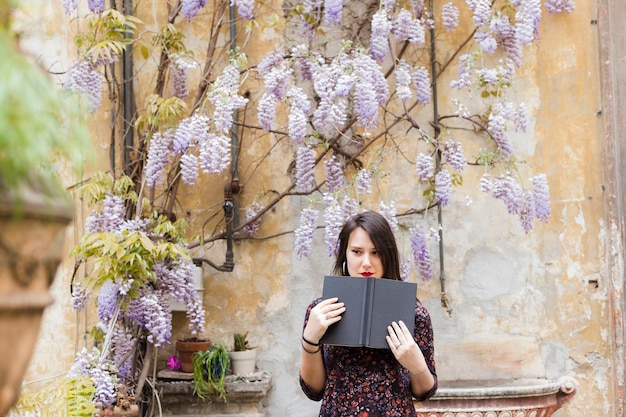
[300, 298, 437, 417]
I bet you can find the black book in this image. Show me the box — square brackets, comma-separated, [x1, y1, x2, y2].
[320, 275, 417, 349]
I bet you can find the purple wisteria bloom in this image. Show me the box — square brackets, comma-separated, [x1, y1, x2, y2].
[180, 153, 199, 185]
[144, 130, 174, 188]
[487, 102, 514, 157]
[514, 103, 528, 133]
[324, 155, 344, 193]
[370, 9, 392, 62]
[88, 0, 105, 13]
[442, 2, 459, 31]
[519, 190, 535, 233]
[296, 145, 316, 192]
[355, 168, 373, 195]
[288, 87, 311, 143]
[258, 92, 277, 131]
[443, 141, 466, 173]
[395, 60, 413, 102]
[530, 173, 550, 222]
[491, 173, 524, 214]
[63, 60, 103, 112]
[209, 65, 249, 133]
[410, 225, 433, 280]
[71, 283, 89, 312]
[545, 0, 575, 13]
[435, 169, 452, 206]
[393, 9, 425, 44]
[416, 153, 434, 182]
[233, 0, 254, 20]
[412, 66, 431, 104]
[294, 208, 319, 259]
[182, 0, 207, 20]
[243, 201, 263, 236]
[378, 200, 398, 232]
[324, 0, 343, 25]
[63, 0, 78, 15]
[199, 132, 230, 174]
[323, 194, 343, 256]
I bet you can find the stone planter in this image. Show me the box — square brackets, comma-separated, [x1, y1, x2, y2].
[414, 377, 578, 417]
[0, 186, 73, 416]
[156, 370, 272, 416]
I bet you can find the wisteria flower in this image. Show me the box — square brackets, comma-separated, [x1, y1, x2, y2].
[370, 9, 392, 62]
[294, 208, 319, 259]
[442, 2, 459, 31]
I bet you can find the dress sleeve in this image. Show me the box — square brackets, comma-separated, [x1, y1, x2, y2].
[299, 298, 325, 401]
[413, 301, 438, 401]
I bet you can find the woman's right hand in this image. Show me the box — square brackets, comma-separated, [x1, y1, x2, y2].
[303, 297, 346, 344]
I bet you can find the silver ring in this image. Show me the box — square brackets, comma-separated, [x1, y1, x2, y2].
[395, 343, 401, 348]
[325, 313, 330, 320]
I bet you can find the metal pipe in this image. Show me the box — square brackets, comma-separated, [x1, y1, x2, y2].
[229, 1, 241, 228]
[429, 0, 451, 314]
[122, 0, 135, 176]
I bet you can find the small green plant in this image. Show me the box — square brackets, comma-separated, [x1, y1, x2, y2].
[233, 332, 251, 352]
[192, 343, 230, 401]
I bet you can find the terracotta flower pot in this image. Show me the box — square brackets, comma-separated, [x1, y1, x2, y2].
[0, 185, 73, 416]
[176, 339, 212, 373]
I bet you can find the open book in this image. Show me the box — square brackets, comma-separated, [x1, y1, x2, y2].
[320, 275, 417, 349]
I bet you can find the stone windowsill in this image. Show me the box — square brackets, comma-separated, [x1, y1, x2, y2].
[154, 370, 272, 416]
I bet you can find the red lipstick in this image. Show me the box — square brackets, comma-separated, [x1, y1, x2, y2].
[361, 272, 373, 277]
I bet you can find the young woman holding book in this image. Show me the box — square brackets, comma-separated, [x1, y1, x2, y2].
[299, 210, 437, 416]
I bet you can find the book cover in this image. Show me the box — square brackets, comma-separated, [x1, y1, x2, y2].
[320, 275, 417, 349]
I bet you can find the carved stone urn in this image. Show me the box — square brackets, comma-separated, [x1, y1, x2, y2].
[0, 185, 73, 416]
[414, 376, 578, 417]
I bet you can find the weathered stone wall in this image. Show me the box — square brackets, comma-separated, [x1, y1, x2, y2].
[12, 0, 624, 416]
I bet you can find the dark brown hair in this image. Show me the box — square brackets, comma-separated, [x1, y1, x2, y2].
[332, 211, 401, 280]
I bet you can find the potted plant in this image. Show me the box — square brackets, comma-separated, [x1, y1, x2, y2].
[230, 332, 257, 376]
[0, 1, 91, 415]
[192, 343, 230, 401]
[176, 337, 213, 373]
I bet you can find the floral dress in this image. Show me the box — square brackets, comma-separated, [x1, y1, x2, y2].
[300, 298, 438, 417]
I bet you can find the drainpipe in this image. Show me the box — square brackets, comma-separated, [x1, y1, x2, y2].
[193, 3, 239, 272]
[429, 0, 451, 315]
[122, 0, 135, 176]
[193, 184, 235, 272]
[229, 1, 241, 228]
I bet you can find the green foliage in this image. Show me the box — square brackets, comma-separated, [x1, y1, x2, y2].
[0, 29, 91, 192]
[10, 376, 97, 417]
[135, 94, 188, 132]
[75, 9, 141, 65]
[233, 332, 250, 352]
[71, 173, 190, 293]
[192, 343, 230, 401]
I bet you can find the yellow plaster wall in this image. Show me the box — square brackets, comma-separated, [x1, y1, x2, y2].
[13, 0, 617, 416]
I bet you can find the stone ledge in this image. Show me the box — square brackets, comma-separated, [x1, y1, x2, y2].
[154, 370, 272, 416]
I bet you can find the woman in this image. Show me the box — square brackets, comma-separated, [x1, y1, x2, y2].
[300, 211, 437, 416]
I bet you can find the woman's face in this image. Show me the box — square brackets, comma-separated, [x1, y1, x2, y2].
[345, 227, 384, 278]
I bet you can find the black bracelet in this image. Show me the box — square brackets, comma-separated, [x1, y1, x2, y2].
[302, 334, 320, 346]
[301, 341, 321, 354]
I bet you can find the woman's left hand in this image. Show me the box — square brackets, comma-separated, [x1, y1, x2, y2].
[386, 320, 427, 374]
